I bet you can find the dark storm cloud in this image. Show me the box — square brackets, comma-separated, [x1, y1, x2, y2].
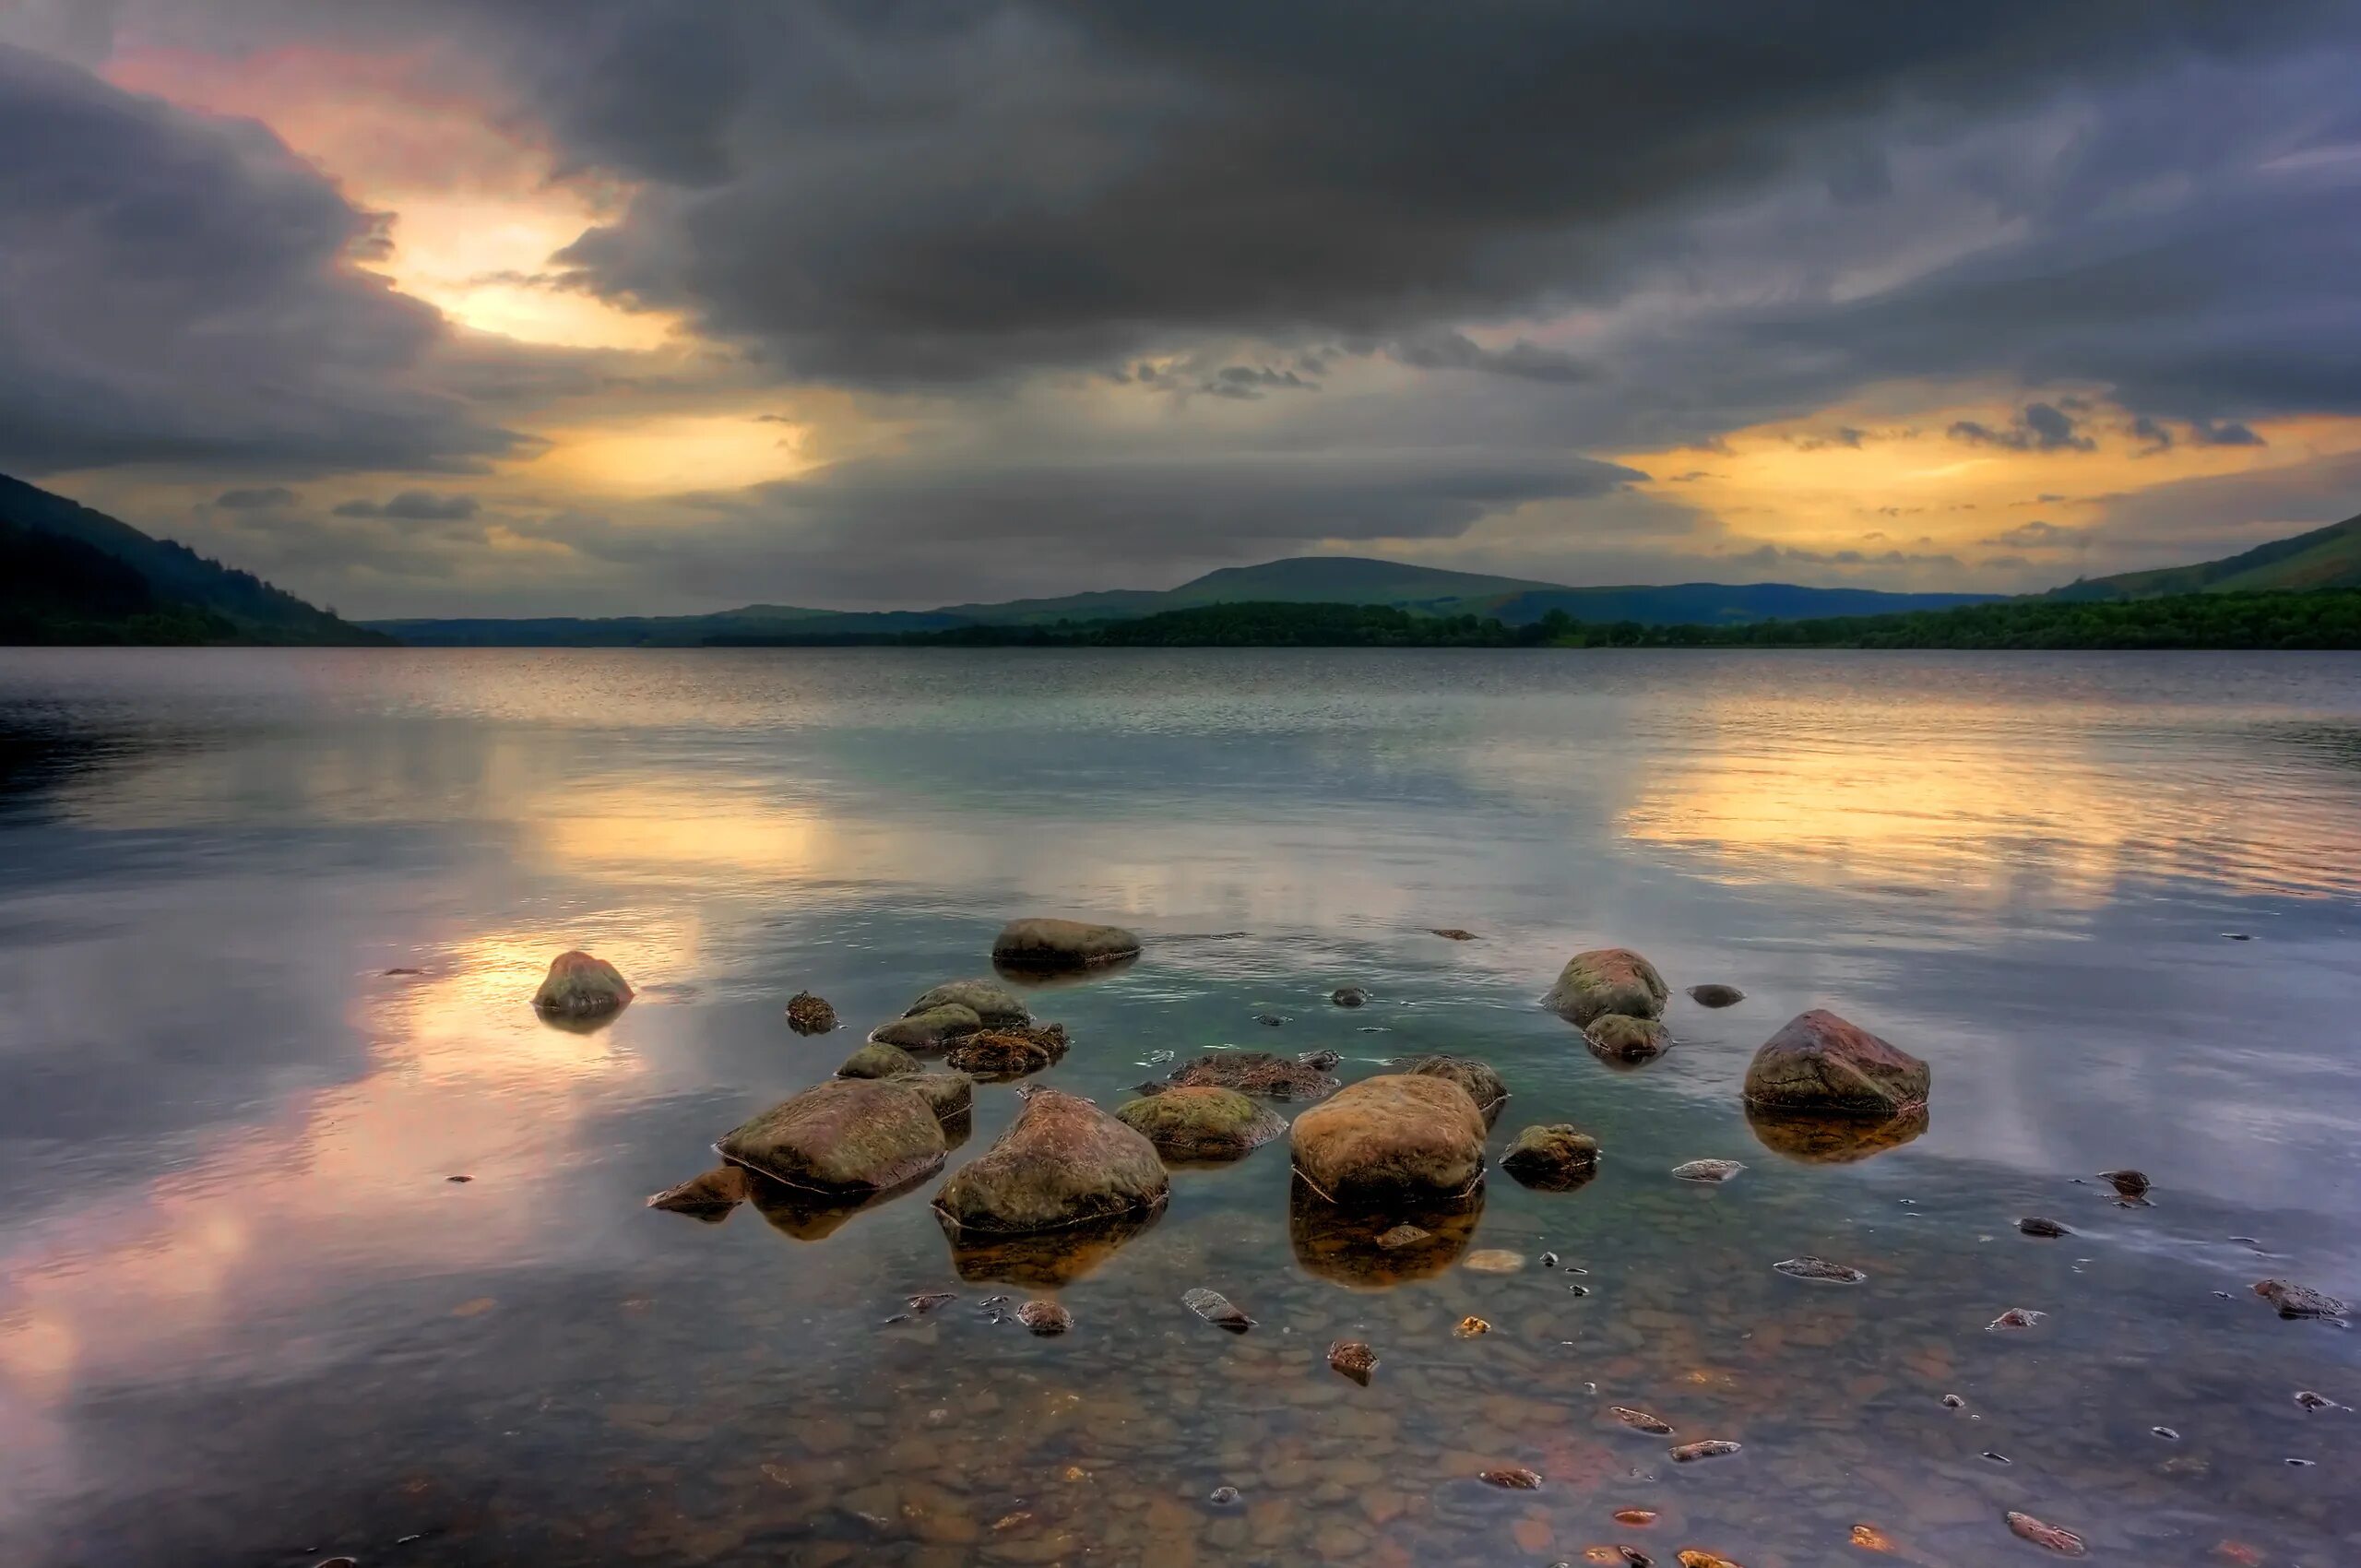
[333, 492, 482, 521]
[210, 486, 299, 510]
[1948, 402, 2097, 453]
[0, 45, 522, 476]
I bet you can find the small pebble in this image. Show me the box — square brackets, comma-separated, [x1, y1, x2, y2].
[1667, 1440, 1740, 1463]
[1987, 1308, 2046, 1330]
[2295, 1390, 2340, 1411]
[1016, 1300, 1072, 1336]
[1181, 1287, 1254, 1333]
[2152, 1426, 2178, 1441]
[445, 1175, 472, 1183]
[1478, 1466, 1543, 1490]
[2285, 1456, 2316, 1467]
[2222, 932, 2252, 941]
[2018, 1217, 2070, 1238]
[1671, 1159, 1744, 1183]
[1566, 1283, 1591, 1297]
[1774, 1255, 1866, 1283]
[1327, 1340, 1378, 1385]
[1455, 1315, 1491, 1337]
[2006, 1511, 2088, 1557]
[1610, 1406, 1675, 1435]
[1255, 1013, 1286, 1027]
[2097, 1168, 2152, 1199]
[1208, 1485, 1240, 1506]
[1941, 1394, 1966, 1409]
[1540, 1251, 1560, 1268]
[1331, 987, 1368, 1008]
[1982, 1451, 2011, 1465]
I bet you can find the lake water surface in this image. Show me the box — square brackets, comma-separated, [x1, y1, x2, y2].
[1, 648, 2357, 1567]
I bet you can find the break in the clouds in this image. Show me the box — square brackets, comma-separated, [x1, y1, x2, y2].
[4, 2, 2361, 613]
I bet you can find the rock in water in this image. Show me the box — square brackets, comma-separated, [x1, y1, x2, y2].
[1501, 1124, 1601, 1190]
[1431, 928, 1477, 941]
[991, 918, 1142, 971]
[1544, 947, 1669, 1026]
[2098, 1168, 2152, 1200]
[1455, 1315, 1491, 1337]
[1299, 1049, 1342, 1071]
[1478, 1466, 1541, 1490]
[1610, 1406, 1675, 1435]
[1677, 1555, 1743, 1568]
[1671, 1158, 1745, 1183]
[1375, 1224, 1431, 1249]
[1774, 1255, 1866, 1283]
[906, 979, 1031, 1028]
[1585, 1014, 1673, 1063]
[837, 1039, 922, 1080]
[932, 1087, 1169, 1235]
[1987, 1308, 2046, 1330]
[1289, 1074, 1488, 1206]
[785, 991, 837, 1034]
[1181, 1287, 1254, 1332]
[1328, 1340, 1378, 1384]
[1687, 983, 1745, 1007]
[1741, 1010, 1928, 1116]
[2254, 1278, 2349, 1319]
[533, 951, 633, 1016]
[1399, 1054, 1509, 1124]
[1668, 1440, 1740, 1463]
[646, 1166, 750, 1221]
[2019, 1216, 2071, 1238]
[718, 1078, 948, 1194]
[1332, 986, 1369, 1007]
[1463, 1249, 1525, 1274]
[1114, 1087, 1287, 1160]
[1016, 1300, 1072, 1336]
[1157, 1051, 1340, 1100]
[944, 1023, 1071, 1080]
[888, 1070, 975, 1123]
[2005, 1512, 2088, 1557]
[870, 1004, 984, 1051]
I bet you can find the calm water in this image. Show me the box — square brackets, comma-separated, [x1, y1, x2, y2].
[1, 648, 2358, 1568]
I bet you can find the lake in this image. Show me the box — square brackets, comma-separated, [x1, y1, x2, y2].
[0, 647, 2356, 1567]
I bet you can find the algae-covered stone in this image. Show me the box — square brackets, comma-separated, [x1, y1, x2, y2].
[838, 1039, 922, 1079]
[718, 1077, 947, 1194]
[785, 991, 838, 1034]
[1742, 1009, 1928, 1116]
[1158, 1051, 1339, 1100]
[1584, 1013, 1672, 1063]
[933, 1087, 1169, 1234]
[1399, 1054, 1508, 1124]
[944, 1022, 1070, 1080]
[1688, 983, 1745, 1008]
[1114, 1087, 1286, 1160]
[1289, 1074, 1487, 1206]
[1544, 947, 1668, 1027]
[646, 1165, 750, 1221]
[870, 1003, 983, 1051]
[1501, 1124, 1600, 1190]
[891, 1070, 975, 1123]
[991, 918, 1143, 971]
[907, 979, 1031, 1028]
[533, 950, 633, 1016]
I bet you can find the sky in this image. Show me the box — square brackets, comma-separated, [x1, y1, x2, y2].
[4, 1, 2360, 619]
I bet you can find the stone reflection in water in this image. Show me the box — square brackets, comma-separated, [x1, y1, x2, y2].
[940, 1205, 1164, 1288]
[1745, 1102, 1929, 1164]
[745, 1167, 935, 1241]
[1288, 1173, 1482, 1288]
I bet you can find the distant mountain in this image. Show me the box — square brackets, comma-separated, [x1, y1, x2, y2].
[0, 473, 386, 645]
[372, 555, 2000, 644]
[2048, 512, 2361, 601]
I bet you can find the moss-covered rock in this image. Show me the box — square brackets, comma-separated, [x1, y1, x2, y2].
[1687, 983, 1745, 1008]
[645, 1165, 750, 1221]
[932, 1087, 1169, 1235]
[1114, 1087, 1287, 1160]
[1742, 1010, 1928, 1116]
[868, 1003, 983, 1051]
[1289, 1074, 1487, 1206]
[891, 1069, 975, 1123]
[1501, 1124, 1601, 1191]
[991, 917, 1143, 971]
[944, 1022, 1070, 1080]
[785, 991, 838, 1034]
[837, 1039, 922, 1079]
[532, 950, 634, 1016]
[907, 979, 1032, 1028]
[1544, 947, 1668, 1026]
[1399, 1054, 1509, 1125]
[1157, 1050, 1340, 1100]
[718, 1078, 948, 1194]
[1584, 1013, 1672, 1063]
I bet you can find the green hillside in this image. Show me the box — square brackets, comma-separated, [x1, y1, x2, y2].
[0, 474, 386, 645]
[2049, 512, 2361, 601]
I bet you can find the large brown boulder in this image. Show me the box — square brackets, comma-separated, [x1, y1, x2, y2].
[837, 1039, 921, 1079]
[1544, 947, 1667, 1026]
[533, 951, 633, 1016]
[1399, 1054, 1508, 1125]
[907, 979, 1032, 1028]
[932, 1087, 1169, 1234]
[991, 918, 1143, 971]
[869, 1003, 983, 1051]
[1289, 1074, 1487, 1206]
[1114, 1087, 1287, 1161]
[1742, 1010, 1929, 1116]
[891, 1070, 976, 1123]
[718, 1078, 948, 1194]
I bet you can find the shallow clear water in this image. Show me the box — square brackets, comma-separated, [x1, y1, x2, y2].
[0, 647, 2357, 1567]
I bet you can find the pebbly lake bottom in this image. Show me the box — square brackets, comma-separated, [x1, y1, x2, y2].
[0, 647, 2357, 1566]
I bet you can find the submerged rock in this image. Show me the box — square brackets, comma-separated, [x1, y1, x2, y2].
[1463, 1249, 1525, 1274]
[1289, 1073, 1488, 1206]
[1157, 1050, 1340, 1100]
[1114, 1087, 1286, 1160]
[1687, 983, 1745, 1008]
[906, 979, 1031, 1028]
[1181, 1286, 1254, 1332]
[933, 1087, 1169, 1235]
[1610, 1406, 1675, 1436]
[1332, 986, 1370, 1008]
[1501, 1124, 1602, 1190]
[1671, 1158, 1745, 1183]
[2019, 1216, 2071, 1239]
[2005, 1512, 2088, 1557]
[1400, 1053, 1509, 1124]
[1328, 1339, 1378, 1384]
[838, 1039, 922, 1080]
[991, 918, 1142, 971]
[785, 991, 838, 1035]
[944, 1023, 1071, 1080]
[1987, 1308, 2046, 1330]
[945, 1206, 1162, 1287]
[889, 1070, 975, 1123]
[1455, 1315, 1492, 1337]
[1774, 1255, 1866, 1283]
[1292, 1178, 1480, 1288]
[1478, 1466, 1541, 1490]
[1016, 1300, 1073, 1336]
[1741, 1010, 1928, 1116]
[1746, 1101, 1928, 1164]
[646, 1165, 751, 1221]
[1431, 928, 1478, 941]
[1585, 1014, 1672, 1063]
[1668, 1440, 1740, 1463]
[1376, 1224, 1430, 1249]
[532, 951, 634, 1017]
[2254, 1278, 2349, 1319]
[1254, 1012, 1287, 1027]
[719, 1078, 948, 1194]
[1545, 947, 1669, 1027]
[870, 1003, 984, 1052]
[2098, 1168, 2153, 1200]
